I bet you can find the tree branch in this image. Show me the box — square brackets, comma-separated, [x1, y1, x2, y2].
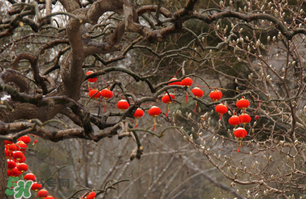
[11, 52, 48, 94]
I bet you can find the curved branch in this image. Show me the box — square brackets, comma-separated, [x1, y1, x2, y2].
[137, 5, 172, 18]
[190, 10, 306, 40]
[0, 69, 30, 93]
[11, 52, 48, 94]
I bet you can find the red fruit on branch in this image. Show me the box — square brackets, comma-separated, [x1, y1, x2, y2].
[181, 77, 193, 87]
[7, 159, 16, 170]
[5, 149, 12, 159]
[100, 88, 113, 99]
[162, 94, 175, 117]
[11, 167, 21, 177]
[162, 94, 175, 104]
[7, 170, 12, 177]
[148, 106, 161, 131]
[228, 115, 240, 127]
[117, 99, 129, 110]
[209, 89, 223, 102]
[16, 141, 27, 151]
[168, 77, 181, 86]
[215, 103, 228, 120]
[239, 113, 251, 127]
[18, 135, 31, 144]
[13, 151, 24, 162]
[134, 108, 144, 118]
[86, 71, 97, 83]
[133, 108, 144, 128]
[8, 143, 17, 152]
[100, 88, 113, 111]
[191, 87, 203, 112]
[88, 89, 100, 99]
[37, 189, 49, 198]
[15, 155, 26, 163]
[24, 173, 36, 181]
[234, 127, 247, 152]
[191, 87, 203, 98]
[236, 97, 250, 112]
[234, 127, 247, 138]
[86, 191, 96, 199]
[148, 106, 161, 117]
[17, 163, 28, 173]
[44, 196, 55, 199]
[31, 182, 42, 192]
[5, 140, 13, 145]
[180, 77, 193, 103]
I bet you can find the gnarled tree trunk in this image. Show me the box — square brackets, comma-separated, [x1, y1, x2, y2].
[0, 140, 7, 197]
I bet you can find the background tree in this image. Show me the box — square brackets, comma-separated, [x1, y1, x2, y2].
[1, 0, 306, 198]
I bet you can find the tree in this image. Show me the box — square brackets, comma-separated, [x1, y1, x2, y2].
[1, 0, 306, 198]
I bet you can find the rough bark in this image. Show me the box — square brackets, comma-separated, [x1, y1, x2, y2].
[0, 140, 6, 197]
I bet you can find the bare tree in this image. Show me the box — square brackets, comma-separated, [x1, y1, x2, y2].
[1, 0, 306, 198]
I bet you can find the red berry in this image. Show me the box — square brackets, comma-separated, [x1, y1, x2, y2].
[162, 94, 175, 104]
[134, 108, 144, 118]
[236, 97, 250, 110]
[86, 71, 97, 82]
[191, 87, 203, 98]
[117, 99, 129, 110]
[88, 89, 100, 98]
[180, 77, 193, 87]
[209, 90, 222, 102]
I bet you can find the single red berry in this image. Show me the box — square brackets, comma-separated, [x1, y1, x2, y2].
[16, 141, 27, 151]
[236, 97, 250, 110]
[234, 127, 247, 138]
[18, 135, 31, 144]
[8, 143, 17, 152]
[86, 191, 96, 199]
[5, 149, 12, 159]
[86, 71, 98, 82]
[191, 87, 204, 98]
[24, 173, 36, 181]
[162, 94, 175, 104]
[215, 103, 227, 114]
[134, 108, 144, 118]
[168, 77, 181, 86]
[16, 155, 26, 163]
[88, 89, 100, 98]
[7, 159, 16, 170]
[180, 77, 193, 87]
[31, 182, 42, 192]
[17, 163, 28, 173]
[100, 88, 113, 99]
[12, 151, 24, 162]
[215, 103, 228, 120]
[239, 113, 251, 124]
[148, 106, 161, 116]
[11, 167, 21, 177]
[117, 99, 129, 110]
[7, 170, 12, 177]
[5, 140, 13, 145]
[37, 189, 49, 198]
[228, 115, 240, 127]
[209, 89, 223, 102]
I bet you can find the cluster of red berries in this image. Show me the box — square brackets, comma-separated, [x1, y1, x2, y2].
[5, 135, 97, 198]
[5, 135, 56, 198]
[86, 72, 255, 142]
[209, 90, 252, 152]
